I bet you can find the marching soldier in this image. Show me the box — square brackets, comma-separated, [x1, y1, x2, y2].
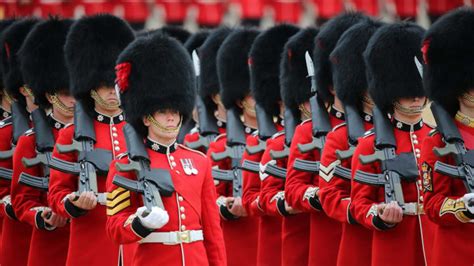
[105, 31, 226, 266]
[47, 15, 135, 266]
[11, 18, 73, 266]
[277, 27, 318, 266]
[318, 19, 381, 266]
[0, 18, 40, 266]
[349, 22, 433, 266]
[284, 12, 367, 266]
[420, 7, 474, 266]
[247, 23, 298, 266]
[209, 27, 260, 266]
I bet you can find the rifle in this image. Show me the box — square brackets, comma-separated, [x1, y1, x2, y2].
[264, 108, 299, 179]
[49, 101, 112, 197]
[430, 102, 474, 206]
[333, 105, 367, 180]
[211, 107, 246, 197]
[241, 104, 277, 173]
[18, 109, 56, 191]
[184, 51, 220, 151]
[293, 52, 331, 173]
[354, 106, 419, 207]
[113, 124, 174, 213]
[0, 102, 30, 180]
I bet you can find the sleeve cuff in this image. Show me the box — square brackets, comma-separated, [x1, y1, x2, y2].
[372, 215, 396, 231]
[35, 211, 56, 231]
[131, 216, 154, 238]
[219, 205, 239, 220]
[347, 206, 358, 225]
[64, 199, 87, 218]
[5, 203, 17, 220]
[309, 196, 322, 211]
[277, 198, 291, 217]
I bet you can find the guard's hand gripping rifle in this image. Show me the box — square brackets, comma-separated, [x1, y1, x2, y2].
[293, 52, 331, 173]
[49, 101, 112, 197]
[184, 51, 220, 151]
[113, 124, 175, 214]
[211, 107, 246, 197]
[0, 102, 30, 181]
[431, 102, 474, 206]
[333, 105, 367, 180]
[18, 109, 56, 191]
[354, 106, 419, 207]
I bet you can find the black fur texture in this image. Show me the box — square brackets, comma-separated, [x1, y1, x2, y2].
[184, 30, 210, 54]
[364, 22, 426, 114]
[119, 34, 195, 138]
[249, 24, 299, 116]
[0, 19, 15, 92]
[19, 18, 73, 109]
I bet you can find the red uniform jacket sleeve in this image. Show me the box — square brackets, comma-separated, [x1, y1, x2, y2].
[284, 121, 319, 212]
[0, 122, 13, 218]
[242, 134, 265, 216]
[421, 132, 474, 225]
[207, 134, 231, 199]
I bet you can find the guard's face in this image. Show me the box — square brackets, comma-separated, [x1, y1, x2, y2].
[241, 95, 256, 118]
[459, 89, 474, 109]
[95, 86, 120, 106]
[146, 109, 182, 141]
[397, 96, 427, 110]
[55, 90, 76, 118]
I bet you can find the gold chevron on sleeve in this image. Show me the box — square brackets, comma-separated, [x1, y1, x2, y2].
[107, 187, 131, 216]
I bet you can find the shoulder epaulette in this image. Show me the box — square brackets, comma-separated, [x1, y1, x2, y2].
[423, 121, 435, 129]
[190, 126, 199, 134]
[178, 144, 206, 158]
[252, 130, 259, 137]
[214, 133, 226, 142]
[332, 123, 346, 132]
[271, 130, 285, 139]
[428, 128, 439, 137]
[24, 128, 35, 136]
[300, 118, 311, 125]
[0, 117, 12, 128]
[363, 129, 375, 138]
[116, 152, 129, 160]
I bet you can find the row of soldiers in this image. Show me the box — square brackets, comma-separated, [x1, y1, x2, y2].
[1, 0, 469, 29]
[0, 7, 472, 266]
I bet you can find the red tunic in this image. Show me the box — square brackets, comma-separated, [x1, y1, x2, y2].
[421, 118, 474, 266]
[313, 0, 343, 20]
[35, 0, 64, 18]
[272, 0, 301, 23]
[284, 107, 344, 266]
[206, 127, 259, 266]
[159, 0, 188, 24]
[11, 116, 69, 266]
[194, 0, 225, 27]
[183, 120, 226, 154]
[106, 141, 226, 266]
[116, 0, 149, 23]
[318, 118, 373, 266]
[427, 0, 464, 16]
[350, 119, 434, 266]
[259, 132, 310, 266]
[239, 0, 264, 20]
[393, 0, 417, 19]
[48, 111, 131, 266]
[351, 0, 379, 16]
[241, 134, 265, 217]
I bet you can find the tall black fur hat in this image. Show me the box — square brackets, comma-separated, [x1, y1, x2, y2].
[0, 19, 16, 92]
[364, 22, 426, 114]
[184, 30, 210, 54]
[422, 7, 474, 115]
[280, 27, 319, 117]
[249, 24, 299, 116]
[18, 18, 73, 109]
[138, 25, 191, 44]
[217, 28, 260, 110]
[118, 33, 195, 138]
[64, 14, 134, 101]
[313, 12, 367, 103]
[330, 19, 383, 112]
[198, 27, 232, 110]
[1, 18, 40, 105]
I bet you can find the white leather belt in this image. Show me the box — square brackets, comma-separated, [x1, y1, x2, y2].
[96, 193, 108, 205]
[139, 230, 204, 245]
[403, 202, 424, 215]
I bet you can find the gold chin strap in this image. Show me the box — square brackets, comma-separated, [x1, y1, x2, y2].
[362, 95, 375, 108]
[462, 93, 474, 104]
[299, 104, 311, 120]
[23, 85, 34, 97]
[90, 89, 120, 110]
[50, 93, 74, 115]
[147, 114, 183, 134]
[3, 91, 13, 104]
[455, 111, 474, 128]
[394, 99, 427, 115]
[242, 100, 256, 115]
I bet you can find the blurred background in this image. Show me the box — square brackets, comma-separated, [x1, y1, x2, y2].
[0, 0, 470, 31]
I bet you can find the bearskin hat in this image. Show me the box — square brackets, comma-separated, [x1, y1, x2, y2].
[313, 12, 367, 103]
[280, 27, 319, 117]
[18, 18, 73, 109]
[118, 33, 195, 138]
[0, 19, 15, 92]
[364, 22, 426, 114]
[138, 25, 191, 44]
[217, 28, 260, 110]
[422, 7, 474, 115]
[64, 14, 134, 102]
[0, 18, 40, 105]
[197, 27, 232, 111]
[184, 30, 210, 54]
[249, 24, 299, 117]
[330, 19, 383, 112]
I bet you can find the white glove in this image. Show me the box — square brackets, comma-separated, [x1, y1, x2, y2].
[462, 193, 474, 214]
[135, 206, 169, 229]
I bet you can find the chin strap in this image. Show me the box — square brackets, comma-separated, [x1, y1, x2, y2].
[90, 89, 120, 111]
[3, 91, 13, 105]
[50, 93, 74, 115]
[394, 99, 427, 115]
[462, 93, 474, 104]
[147, 114, 183, 134]
[299, 104, 311, 120]
[242, 99, 256, 116]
